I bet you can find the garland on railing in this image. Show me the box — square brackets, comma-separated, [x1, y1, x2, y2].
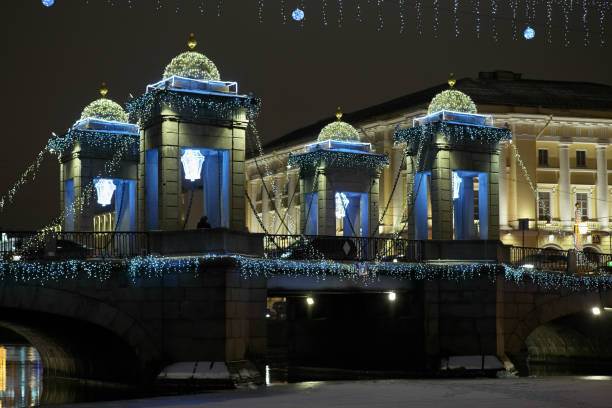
[0, 254, 610, 292]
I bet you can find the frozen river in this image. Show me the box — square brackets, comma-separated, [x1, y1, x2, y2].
[56, 376, 612, 408]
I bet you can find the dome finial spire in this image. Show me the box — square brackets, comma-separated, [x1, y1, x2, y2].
[187, 32, 197, 50]
[448, 73, 456, 88]
[336, 106, 343, 121]
[100, 81, 108, 98]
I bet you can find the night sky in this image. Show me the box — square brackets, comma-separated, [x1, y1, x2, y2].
[1, 1, 611, 229]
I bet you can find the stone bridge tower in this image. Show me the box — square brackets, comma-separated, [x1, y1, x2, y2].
[130, 33, 256, 231]
[395, 76, 511, 240]
[53, 83, 139, 232]
[289, 109, 389, 237]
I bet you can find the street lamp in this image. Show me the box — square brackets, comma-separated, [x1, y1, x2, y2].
[574, 203, 588, 250]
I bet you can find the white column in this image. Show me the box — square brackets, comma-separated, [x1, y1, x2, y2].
[391, 146, 405, 232]
[559, 144, 571, 230]
[274, 175, 284, 234]
[498, 142, 509, 229]
[262, 177, 270, 233]
[597, 145, 609, 231]
[287, 170, 298, 235]
[249, 180, 259, 232]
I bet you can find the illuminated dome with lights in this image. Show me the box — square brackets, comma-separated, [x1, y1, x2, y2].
[163, 33, 220, 81]
[427, 74, 477, 115]
[79, 83, 129, 123]
[317, 108, 360, 142]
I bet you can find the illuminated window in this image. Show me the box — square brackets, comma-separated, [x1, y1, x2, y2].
[538, 192, 551, 220]
[575, 192, 588, 219]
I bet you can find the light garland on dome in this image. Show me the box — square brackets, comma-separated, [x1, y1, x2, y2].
[127, 89, 260, 126]
[394, 122, 511, 146]
[428, 90, 478, 115]
[317, 121, 361, 142]
[80, 99, 129, 123]
[163, 51, 220, 81]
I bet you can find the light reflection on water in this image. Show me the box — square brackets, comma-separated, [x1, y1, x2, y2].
[0, 345, 42, 408]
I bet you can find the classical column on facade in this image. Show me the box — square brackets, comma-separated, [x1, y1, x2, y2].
[248, 180, 260, 232]
[391, 145, 405, 232]
[273, 174, 285, 234]
[287, 169, 299, 235]
[559, 144, 572, 230]
[596, 144, 609, 231]
[498, 141, 509, 229]
[261, 176, 271, 233]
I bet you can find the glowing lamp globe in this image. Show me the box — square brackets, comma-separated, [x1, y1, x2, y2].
[335, 192, 349, 219]
[42, 0, 54, 7]
[94, 179, 116, 206]
[524, 26, 535, 40]
[181, 149, 206, 181]
[292, 8, 305, 21]
[578, 222, 589, 235]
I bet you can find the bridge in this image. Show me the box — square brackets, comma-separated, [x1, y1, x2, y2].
[0, 229, 611, 384]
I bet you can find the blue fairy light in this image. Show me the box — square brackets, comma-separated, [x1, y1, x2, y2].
[524, 26, 535, 40]
[42, 0, 55, 7]
[292, 8, 304, 21]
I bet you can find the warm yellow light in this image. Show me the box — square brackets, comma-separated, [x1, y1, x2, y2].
[388, 292, 397, 301]
[592, 307, 601, 316]
[306, 297, 314, 306]
[578, 223, 589, 235]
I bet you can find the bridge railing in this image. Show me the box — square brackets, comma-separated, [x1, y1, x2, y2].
[1, 231, 149, 260]
[264, 234, 422, 262]
[509, 246, 612, 274]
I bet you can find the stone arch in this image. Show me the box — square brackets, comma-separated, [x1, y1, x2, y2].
[582, 245, 602, 253]
[542, 243, 564, 251]
[0, 284, 162, 382]
[504, 287, 612, 357]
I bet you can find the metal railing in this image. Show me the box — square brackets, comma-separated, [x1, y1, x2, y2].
[264, 234, 422, 262]
[509, 246, 612, 274]
[1, 231, 149, 260]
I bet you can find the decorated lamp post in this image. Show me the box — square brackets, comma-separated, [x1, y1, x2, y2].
[574, 202, 588, 250]
[181, 149, 206, 181]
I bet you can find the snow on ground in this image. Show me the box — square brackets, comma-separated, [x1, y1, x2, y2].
[56, 377, 612, 408]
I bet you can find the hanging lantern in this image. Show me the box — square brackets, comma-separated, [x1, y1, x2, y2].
[181, 149, 206, 181]
[452, 172, 462, 200]
[94, 179, 116, 206]
[335, 192, 349, 219]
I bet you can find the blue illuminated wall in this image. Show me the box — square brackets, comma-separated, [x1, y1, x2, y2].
[305, 192, 318, 235]
[337, 192, 369, 237]
[114, 180, 136, 231]
[64, 179, 74, 231]
[145, 149, 159, 230]
[414, 171, 430, 240]
[452, 170, 488, 240]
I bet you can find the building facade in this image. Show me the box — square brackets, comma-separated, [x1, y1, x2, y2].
[245, 71, 612, 253]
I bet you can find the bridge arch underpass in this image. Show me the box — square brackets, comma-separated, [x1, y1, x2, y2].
[0, 284, 162, 384]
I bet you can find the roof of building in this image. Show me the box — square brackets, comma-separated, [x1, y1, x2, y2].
[263, 71, 612, 152]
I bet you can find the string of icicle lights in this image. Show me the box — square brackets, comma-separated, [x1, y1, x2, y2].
[67, 0, 611, 45]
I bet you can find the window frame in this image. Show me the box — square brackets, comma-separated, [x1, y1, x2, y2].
[538, 148, 549, 166]
[576, 149, 587, 167]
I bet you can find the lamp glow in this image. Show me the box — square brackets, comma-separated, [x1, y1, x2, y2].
[388, 292, 397, 301]
[452, 172, 462, 200]
[592, 307, 601, 315]
[335, 192, 349, 219]
[94, 179, 116, 206]
[578, 223, 589, 235]
[524, 26, 535, 40]
[181, 149, 206, 181]
[306, 297, 314, 306]
[42, 0, 54, 7]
